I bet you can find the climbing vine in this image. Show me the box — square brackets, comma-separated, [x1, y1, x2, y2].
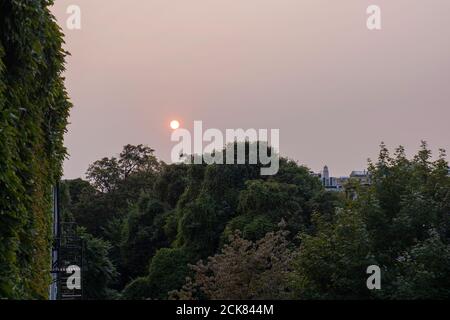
[0, 0, 71, 299]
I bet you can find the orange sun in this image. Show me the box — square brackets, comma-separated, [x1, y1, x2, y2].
[170, 120, 180, 130]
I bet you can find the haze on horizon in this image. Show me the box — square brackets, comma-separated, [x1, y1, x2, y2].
[51, 0, 450, 178]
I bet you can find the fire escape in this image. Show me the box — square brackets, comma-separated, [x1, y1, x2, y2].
[50, 184, 84, 300]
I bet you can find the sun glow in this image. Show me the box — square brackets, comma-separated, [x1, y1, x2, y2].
[170, 120, 180, 130]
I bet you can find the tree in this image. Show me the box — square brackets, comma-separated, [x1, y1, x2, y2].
[121, 277, 150, 300]
[119, 144, 159, 178]
[121, 196, 169, 281]
[223, 214, 274, 242]
[61, 141, 450, 300]
[122, 248, 190, 300]
[177, 194, 222, 258]
[86, 144, 160, 193]
[292, 211, 375, 299]
[60, 179, 96, 228]
[172, 230, 294, 300]
[292, 142, 450, 300]
[86, 158, 121, 193]
[153, 163, 189, 208]
[388, 230, 450, 299]
[174, 145, 333, 260]
[230, 180, 304, 239]
[68, 145, 162, 239]
[223, 162, 338, 242]
[78, 228, 118, 300]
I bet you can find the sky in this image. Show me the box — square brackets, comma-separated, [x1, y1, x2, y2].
[51, 0, 450, 178]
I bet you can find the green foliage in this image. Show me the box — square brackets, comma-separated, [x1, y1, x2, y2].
[121, 195, 169, 281]
[60, 144, 164, 292]
[223, 162, 335, 242]
[86, 144, 159, 194]
[153, 163, 189, 208]
[173, 230, 295, 300]
[174, 147, 331, 260]
[78, 228, 118, 300]
[0, 0, 71, 299]
[100, 142, 336, 297]
[146, 248, 190, 299]
[60, 178, 95, 226]
[63, 142, 450, 300]
[292, 211, 375, 299]
[238, 180, 300, 219]
[388, 231, 450, 299]
[71, 145, 161, 238]
[177, 194, 223, 258]
[121, 277, 150, 300]
[292, 142, 450, 300]
[223, 214, 275, 241]
[122, 248, 190, 300]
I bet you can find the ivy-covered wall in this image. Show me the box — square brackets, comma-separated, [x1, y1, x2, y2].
[0, 0, 71, 299]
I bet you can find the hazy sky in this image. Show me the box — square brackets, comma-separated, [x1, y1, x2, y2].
[51, 0, 450, 178]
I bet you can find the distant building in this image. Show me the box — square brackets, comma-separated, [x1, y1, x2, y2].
[315, 166, 371, 192]
[349, 170, 371, 186]
[316, 166, 348, 191]
[322, 165, 330, 187]
[315, 165, 448, 194]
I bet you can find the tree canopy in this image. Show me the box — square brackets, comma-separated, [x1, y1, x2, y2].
[60, 142, 450, 300]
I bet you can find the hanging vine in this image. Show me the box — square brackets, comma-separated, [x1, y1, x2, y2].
[0, 0, 71, 299]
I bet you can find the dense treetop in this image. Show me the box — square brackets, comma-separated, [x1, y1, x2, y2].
[62, 141, 450, 300]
